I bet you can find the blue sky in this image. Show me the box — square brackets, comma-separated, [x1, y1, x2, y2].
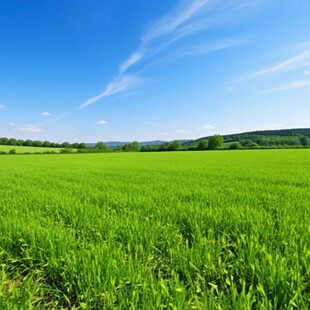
[1, 0, 310, 143]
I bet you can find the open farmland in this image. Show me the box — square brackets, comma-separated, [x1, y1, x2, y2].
[0, 145, 71, 154]
[0, 150, 310, 309]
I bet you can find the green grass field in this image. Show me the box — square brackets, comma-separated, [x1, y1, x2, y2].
[0, 150, 310, 309]
[0, 145, 68, 154]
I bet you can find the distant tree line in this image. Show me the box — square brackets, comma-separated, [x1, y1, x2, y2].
[1, 131, 310, 155]
[0, 137, 87, 149]
[141, 135, 224, 152]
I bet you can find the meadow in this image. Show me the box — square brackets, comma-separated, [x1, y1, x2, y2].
[0, 145, 67, 154]
[0, 150, 309, 309]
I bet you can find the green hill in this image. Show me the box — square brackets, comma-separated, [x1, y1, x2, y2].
[183, 128, 310, 148]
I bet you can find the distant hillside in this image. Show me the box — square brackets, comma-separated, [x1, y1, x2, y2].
[183, 128, 310, 148]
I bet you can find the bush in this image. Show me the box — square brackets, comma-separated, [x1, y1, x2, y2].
[0, 151, 6, 155]
[60, 148, 74, 154]
[247, 142, 259, 149]
[229, 143, 243, 150]
[9, 149, 16, 154]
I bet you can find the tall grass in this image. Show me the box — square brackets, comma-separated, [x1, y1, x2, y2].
[0, 150, 309, 309]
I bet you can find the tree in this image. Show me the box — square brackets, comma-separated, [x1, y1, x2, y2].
[300, 136, 310, 147]
[0, 137, 9, 145]
[71, 143, 79, 149]
[198, 139, 208, 150]
[208, 135, 224, 150]
[78, 143, 87, 149]
[8, 138, 17, 145]
[95, 142, 108, 151]
[122, 141, 141, 152]
[43, 140, 51, 147]
[61, 142, 71, 148]
[168, 140, 182, 151]
[23, 139, 33, 146]
[33, 140, 43, 147]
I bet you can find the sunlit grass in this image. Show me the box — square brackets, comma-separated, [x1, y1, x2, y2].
[0, 150, 309, 309]
[0, 145, 69, 153]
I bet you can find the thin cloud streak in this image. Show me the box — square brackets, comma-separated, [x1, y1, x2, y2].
[80, 0, 267, 109]
[142, 0, 210, 44]
[79, 75, 141, 109]
[150, 38, 244, 67]
[119, 52, 144, 74]
[251, 79, 310, 98]
[237, 48, 310, 82]
[80, 0, 212, 109]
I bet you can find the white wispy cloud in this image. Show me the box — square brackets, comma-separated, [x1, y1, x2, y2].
[199, 124, 215, 130]
[141, 0, 211, 45]
[176, 129, 186, 134]
[79, 75, 141, 109]
[80, 0, 266, 109]
[96, 120, 108, 125]
[237, 48, 310, 81]
[263, 79, 310, 94]
[161, 132, 169, 137]
[119, 52, 144, 74]
[252, 79, 310, 97]
[304, 70, 310, 75]
[0, 104, 6, 109]
[41, 111, 51, 116]
[149, 38, 245, 68]
[8, 122, 16, 126]
[17, 125, 42, 133]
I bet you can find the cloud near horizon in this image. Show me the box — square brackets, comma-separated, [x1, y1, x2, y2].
[17, 125, 42, 133]
[199, 124, 215, 130]
[96, 120, 108, 125]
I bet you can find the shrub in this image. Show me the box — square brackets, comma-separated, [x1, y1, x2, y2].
[247, 142, 259, 149]
[229, 143, 243, 150]
[60, 148, 74, 154]
[9, 149, 16, 154]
